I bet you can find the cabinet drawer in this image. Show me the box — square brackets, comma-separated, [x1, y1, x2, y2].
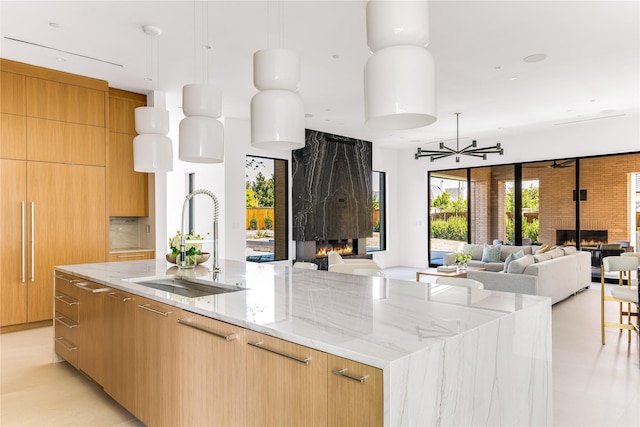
[54, 292, 79, 322]
[55, 274, 80, 299]
[55, 335, 79, 368]
[109, 251, 154, 262]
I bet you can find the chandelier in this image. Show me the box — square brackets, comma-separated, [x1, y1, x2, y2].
[415, 113, 504, 162]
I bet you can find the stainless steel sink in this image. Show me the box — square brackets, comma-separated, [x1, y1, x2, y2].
[130, 277, 246, 298]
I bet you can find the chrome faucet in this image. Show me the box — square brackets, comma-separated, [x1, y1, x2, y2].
[179, 189, 220, 272]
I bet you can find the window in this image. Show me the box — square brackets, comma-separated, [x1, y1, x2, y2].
[367, 171, 386, 252]
[245, 155, 288, 262]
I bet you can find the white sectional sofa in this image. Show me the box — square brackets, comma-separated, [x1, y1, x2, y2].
[466, 246, 592, 305]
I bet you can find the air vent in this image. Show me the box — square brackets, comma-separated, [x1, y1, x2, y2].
[554, 114, 625, 126]
[3, 37, 123, 67]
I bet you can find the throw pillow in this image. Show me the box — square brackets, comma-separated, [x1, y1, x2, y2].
[503, 249, 525, 272]
[535, 244, 550, 254]
[507, 255, 535, 274]
[482, 244, 501, 262]
[549, 248, 564, 259]
[562, 246, 577, 255]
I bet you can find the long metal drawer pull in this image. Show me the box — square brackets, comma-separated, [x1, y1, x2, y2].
[332, 368, 369, 383]
[115, 254, 145, 258]
[248, 341, 311, 365]
[21, 201, 25, 283]
[55, 336, 78, 351]
[55, 294, 79, 306]
[55, 275, 81, 284]
[30, 202, 34, 281]
[138, 303, 171, 316]
[177, 318, 237, 341]
[107, 292, 134, 302]
[55, 315, 78, 329]
[75, 283, 110, 293]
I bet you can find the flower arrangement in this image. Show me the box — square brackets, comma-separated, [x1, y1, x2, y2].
[168, 230, 209, 257]
[453, 249, 474, 265]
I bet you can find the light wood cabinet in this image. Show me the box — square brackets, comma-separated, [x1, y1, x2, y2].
[103, 289, 138, 415]
[135, 297, 180, 427]
[26, 76, 105, 127]
[0, 159, 28, 326]
[53, 274, 109, 384]
[0, 71, 27, 160]
[108, 251, 155, 262]
[1, 162, 107, 326]
[1, 61, 108, 330]
[0, 113, 26, 160]
[328, 355, 383, 427]
[76, 280, 108, 385]
[246, 330, 328, 426]
[26, 117, 106, 166]
[53, 274, 80, 368]
[175, 310, 246, 426]
[108, 88, 148, 217]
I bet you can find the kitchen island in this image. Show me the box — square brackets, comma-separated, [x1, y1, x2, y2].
[54, 259, 552, 426]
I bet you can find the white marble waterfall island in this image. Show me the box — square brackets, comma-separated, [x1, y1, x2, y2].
[55, 259, 552, 426]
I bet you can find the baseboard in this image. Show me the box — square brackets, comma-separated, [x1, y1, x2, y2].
[1, 319, 52, 334]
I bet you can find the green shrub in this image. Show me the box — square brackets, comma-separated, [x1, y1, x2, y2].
[372, 219, 380, 232]
[505, 217, 539, 243]
[430, 216, 467, 241]
[264, 216, 273, 230]
[249, 217, 258, 230]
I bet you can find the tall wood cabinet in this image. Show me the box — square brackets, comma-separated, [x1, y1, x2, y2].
[108, 89, 148, 217]
[0, 60, 107, 328]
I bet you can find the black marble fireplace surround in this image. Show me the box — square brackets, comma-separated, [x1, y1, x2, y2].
[293, 130, 372, 267]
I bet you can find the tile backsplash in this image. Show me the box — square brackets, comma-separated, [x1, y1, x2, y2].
[110, 217, 149, 250]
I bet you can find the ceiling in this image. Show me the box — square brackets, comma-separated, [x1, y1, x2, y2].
[1, 1, 639, 151]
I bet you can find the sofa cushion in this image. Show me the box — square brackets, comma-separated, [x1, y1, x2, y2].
[507, 254, 535, 274]
[503, 249, 525, 272]
[482, 244, 501, 262]
[562, 246, 577, 255]
[549, 248, 564, 259]
[484, 262, 506, 272]
[534, 252, 553, 263]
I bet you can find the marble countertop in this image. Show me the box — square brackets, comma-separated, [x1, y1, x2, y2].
[55, 259, 548, 369]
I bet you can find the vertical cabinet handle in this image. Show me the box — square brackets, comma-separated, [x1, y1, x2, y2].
[331, 368, 369, 383]
[248, 341, 311, 365]
[30, 201, 35, 282]
[21, 201, 25, 283]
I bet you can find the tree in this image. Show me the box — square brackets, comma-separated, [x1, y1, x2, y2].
[251, 172, 275, 207]
[246, 188, 258, 207]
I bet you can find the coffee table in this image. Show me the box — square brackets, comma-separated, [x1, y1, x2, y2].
[416, 266, 486, 282]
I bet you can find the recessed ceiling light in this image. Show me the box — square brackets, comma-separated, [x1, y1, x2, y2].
[511, 76, 519, 80]
[48, 22, 60, 28]
[144, 77, 152, 82]
[332, 54, 340, 59]
[325, 108, 331, 112]
[600, 109, 617, 114]
[523, 53, 547, 63]
[304, 113, 314, 118]
[494, 66, 501, 70]
[202, 45, 211, 50]
[56, 57, 66, 62]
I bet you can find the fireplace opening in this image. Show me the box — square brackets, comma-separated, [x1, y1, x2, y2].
[316, 239, 354, 258]
[556, 230, 608, 247]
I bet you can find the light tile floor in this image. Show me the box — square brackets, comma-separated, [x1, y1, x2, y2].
[1, 268, 638, 426]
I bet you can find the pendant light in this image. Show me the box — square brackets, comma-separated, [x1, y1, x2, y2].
[133, 25, 173, 173]
[364, 0, 437, 131]
[179, 1, 224, 163]
[251, 0, 305, 150]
